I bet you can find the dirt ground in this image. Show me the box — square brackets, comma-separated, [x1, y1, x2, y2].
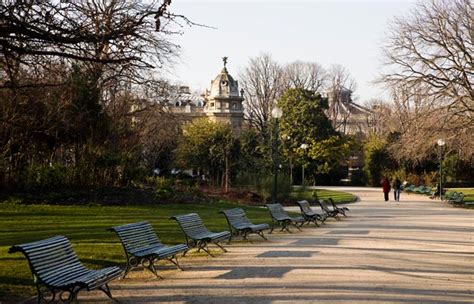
[74, 188, 474, 303]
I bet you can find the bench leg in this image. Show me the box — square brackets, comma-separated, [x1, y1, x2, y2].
[197, 240, 214, 257]
[256, 230, 267, 240]
[143, 258, 163, 279]
[214, 241, 228, 253]
[168, 255, 183, 270]
[269, 221, 275, 234]
[58, 288, 79, 304]
[123, 256, 140, 279]
[98, 284, 113, 299]
[37, 288, 54, 304]
[293, 221, 303, 231]
[281, 221, 291, 233]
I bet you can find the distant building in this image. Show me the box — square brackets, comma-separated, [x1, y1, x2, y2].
[165, 57, 245, 131]
[327, 87, 373, 136]
[326, 88, 373, 182]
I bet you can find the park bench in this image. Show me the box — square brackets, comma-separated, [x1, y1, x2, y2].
[328, 197, 349, 217]
[318, 199, 341, 219]
[8, 235, 122, 303]
[443, 191, 457, 201]
[265, 203, 305, 233]
[110, 221, 188, 279]
[170, 213, 231, 257]
[448, 193, 464, 205]
[296, 200, 326, 226]
[220, 208, 269, 242]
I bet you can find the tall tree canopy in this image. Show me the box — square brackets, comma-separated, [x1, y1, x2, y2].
[278, 88, 352, 178]
[175, 118, 238, 189]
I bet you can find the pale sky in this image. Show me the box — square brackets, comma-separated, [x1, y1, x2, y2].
[165, 0, 417, 103]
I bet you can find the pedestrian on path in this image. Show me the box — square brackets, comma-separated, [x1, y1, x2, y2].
[381, 176, 390, 201]
[393, 178, 401, 201]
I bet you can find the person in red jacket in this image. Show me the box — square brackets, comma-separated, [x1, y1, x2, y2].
[381, 176, 391, 202]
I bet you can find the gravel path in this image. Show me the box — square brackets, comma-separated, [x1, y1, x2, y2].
[81, 188, 474, 303]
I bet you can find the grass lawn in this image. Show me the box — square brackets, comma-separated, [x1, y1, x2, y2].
[290, 188, 357, 203]
[0, 188, 354, 301]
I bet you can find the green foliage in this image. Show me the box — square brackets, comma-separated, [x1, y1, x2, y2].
[255, 174, 292, 202]
[176, 118, 238, 187]
[238, 128, 270, 173]
[279, 88, 334, 147]
[278, 88, 351, 181]
[20, 164, 68, 190]
[363, 134, 392, 186]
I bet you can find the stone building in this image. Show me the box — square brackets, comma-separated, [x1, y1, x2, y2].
[165, 57, 245, 131]
[327, 87, 373, 136]
[326, 87, 373, 182]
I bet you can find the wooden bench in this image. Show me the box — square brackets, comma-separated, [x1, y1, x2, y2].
[110, 221, 188, 279]
[220, 208, 269, 242]
[265, 203, 304, 233]
[8, 235, 122, 303]
[170, 213, 231, 257]
[296, 200, 326, 226]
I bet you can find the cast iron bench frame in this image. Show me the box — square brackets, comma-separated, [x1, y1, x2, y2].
[318, 199, 341, 219]
[170, 213, 231, 257]
[220, 208, 269, 242]
[296, 200, 326, 226]
[328, 198, 349, 217]
[109, 221, 188, 279]
[9, 235, 122, 304]
[265, 203, 304, 233]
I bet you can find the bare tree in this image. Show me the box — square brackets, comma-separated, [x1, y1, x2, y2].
[239, 53, 284, 138]
[282, 61, 327, 92]
[385, 84, 473, 162]
[0, 0, 188, 89]
[381, 0, 473, 162]
[382, 0, 473, 117]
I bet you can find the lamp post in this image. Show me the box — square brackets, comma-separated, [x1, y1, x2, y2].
[271, 106, 283, 203]
[437, 139, 445, 199]
[282, 134, 293, 185]
[300, 143, 308, 186]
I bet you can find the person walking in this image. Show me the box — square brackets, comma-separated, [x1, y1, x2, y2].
[393, 178, 401, 201]
[381, 176, 391, 202]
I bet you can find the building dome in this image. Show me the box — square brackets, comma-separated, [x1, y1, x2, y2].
[209, 62, 241, 98]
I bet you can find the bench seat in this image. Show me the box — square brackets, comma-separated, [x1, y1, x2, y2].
[171, 213, 231, 257]
[265, 203, 304, 233]
[220, 208, 269, 241]
[110, 221, 188, 279]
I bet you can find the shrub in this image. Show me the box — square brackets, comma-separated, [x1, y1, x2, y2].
[21, 164, 68, 190]
[255, 174, 292, 202]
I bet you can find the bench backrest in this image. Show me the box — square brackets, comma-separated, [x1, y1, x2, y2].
[265, 203, 289, 219]
[8, 235, 86, 286]
[221, 208, 252, 228]
[318, 199, 331, 213]
[171, 213, 212, 239]
[111, 221, 162, 254]
[296, 200, 313, 215]
[328, 198, 338, 209]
